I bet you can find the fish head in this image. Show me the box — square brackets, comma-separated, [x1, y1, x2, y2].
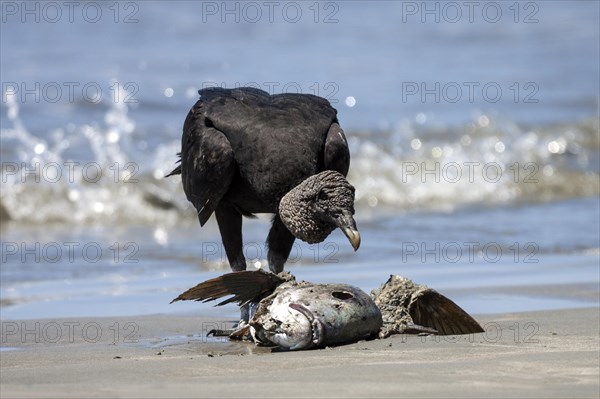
[251, 302, 325, 350]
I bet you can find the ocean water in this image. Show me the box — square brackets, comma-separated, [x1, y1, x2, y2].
[1, 1, 598, 321]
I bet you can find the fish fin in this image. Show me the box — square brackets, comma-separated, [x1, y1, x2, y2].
[408, 288, 484, 335]
[170, 270, 285, 306]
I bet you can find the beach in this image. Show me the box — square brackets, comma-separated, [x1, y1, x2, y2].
[1, 308, 598, 398]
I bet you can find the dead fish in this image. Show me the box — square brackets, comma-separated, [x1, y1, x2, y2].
[371, 275, 484, 338]
[171, 271, 484, 350]
[171, 270, 383, 350]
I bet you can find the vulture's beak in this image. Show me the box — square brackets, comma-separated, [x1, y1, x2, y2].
[337, 211, 361, 251]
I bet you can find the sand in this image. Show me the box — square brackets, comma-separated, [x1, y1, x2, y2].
[1, 308, 599, 398]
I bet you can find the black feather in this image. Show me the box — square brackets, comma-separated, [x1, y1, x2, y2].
[165, 165, 181, 177]
[170, 270, 286, 306]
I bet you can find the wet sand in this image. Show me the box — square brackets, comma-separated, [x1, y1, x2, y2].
[1, 308, 598, 398]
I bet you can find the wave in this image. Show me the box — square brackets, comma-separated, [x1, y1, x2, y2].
[1, 91, 598, 225]
[349, 115, 599, 212]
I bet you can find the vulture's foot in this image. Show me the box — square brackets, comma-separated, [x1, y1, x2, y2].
[238, 301, 260, 324]
[207, 321, 251, 340]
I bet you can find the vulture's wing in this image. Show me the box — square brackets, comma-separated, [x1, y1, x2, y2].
[198, 87, 337, 138]
[170, 271, 286, 307]
[194, 87, 340, 198]
[324, 122, 350, 177]
[408, 289, 485, 335]
[167, 99, 235, 226]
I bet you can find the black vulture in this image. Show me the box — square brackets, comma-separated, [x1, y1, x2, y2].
[167, 87, 360, 318]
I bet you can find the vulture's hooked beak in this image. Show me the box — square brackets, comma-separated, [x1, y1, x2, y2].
[337, 211, 361, 251]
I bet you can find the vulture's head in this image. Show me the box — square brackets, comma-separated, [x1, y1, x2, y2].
[279, 170, 360, 251]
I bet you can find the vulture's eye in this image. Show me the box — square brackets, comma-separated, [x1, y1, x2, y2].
[318, 191, 329, 201]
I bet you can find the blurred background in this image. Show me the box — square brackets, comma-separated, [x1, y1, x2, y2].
[1, 1, 598, 320]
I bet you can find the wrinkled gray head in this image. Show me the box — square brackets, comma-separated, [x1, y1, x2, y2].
[279, 170, 360, 250]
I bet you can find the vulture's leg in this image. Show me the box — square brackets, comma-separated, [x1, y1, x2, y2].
[267, 215, 296, 274]
[215, 205, 249, 321]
